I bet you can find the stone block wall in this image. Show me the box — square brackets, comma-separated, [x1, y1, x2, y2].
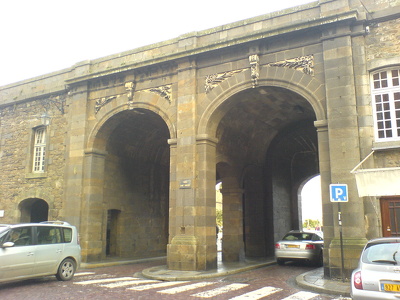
[0, 95, 68, 223]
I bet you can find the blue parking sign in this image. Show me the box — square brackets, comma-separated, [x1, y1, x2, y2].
[330, 184, 348, 202]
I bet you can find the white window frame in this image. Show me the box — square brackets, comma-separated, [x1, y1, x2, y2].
[32, 127, 46, 173]
[371, 68, 400, 141]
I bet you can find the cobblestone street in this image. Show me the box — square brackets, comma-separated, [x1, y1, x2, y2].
[0, 262, 351, 300]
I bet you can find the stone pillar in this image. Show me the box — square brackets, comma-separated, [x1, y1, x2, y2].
[167, 58, 218, 271]
[315, 120, 333, 275]
[63, 83, 89, 229]
[80, 149, 107, 262]
[196, 135, 218, 269]
[322, 33, 368, 278]
[220, 188, 244, 262]
[167, 134, 218, 270]
[167, 135, 200, 271]
[167, 138, 178, 241]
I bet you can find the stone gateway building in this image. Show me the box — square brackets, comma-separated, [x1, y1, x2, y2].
[1, 0, 400, 279]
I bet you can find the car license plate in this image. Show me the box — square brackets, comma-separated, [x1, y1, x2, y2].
[286, 244, 300, 249]
[382, 283, 400, 292]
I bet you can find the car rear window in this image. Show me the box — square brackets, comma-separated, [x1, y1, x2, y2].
[37, 226, 63, 244]
[283, 233, 314, 241]
[63, 228, 72, 243]
[362, 242, 400, 264]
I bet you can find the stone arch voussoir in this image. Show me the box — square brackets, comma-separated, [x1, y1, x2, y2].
[87, 95, 176, 152]
[16, 190, 54, 210]
[198, 66, 326, 137]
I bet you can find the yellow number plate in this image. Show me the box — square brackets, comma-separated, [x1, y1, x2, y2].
[383, 283, 400, 292]
[286, 244, 300, 249]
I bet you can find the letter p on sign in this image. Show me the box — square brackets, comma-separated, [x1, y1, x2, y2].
[330, 184, 349, 202]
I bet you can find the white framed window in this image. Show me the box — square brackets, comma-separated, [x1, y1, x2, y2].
[371, 68, 400, 141]
[32, 127, 46, 172]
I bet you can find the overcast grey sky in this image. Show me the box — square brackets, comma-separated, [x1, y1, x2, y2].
[0, 0, 314, 86]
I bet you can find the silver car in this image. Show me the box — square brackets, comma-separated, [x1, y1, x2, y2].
[351, 237, 400, 300]
[0, 221, 81, 283]
[275, 230, 323, 266]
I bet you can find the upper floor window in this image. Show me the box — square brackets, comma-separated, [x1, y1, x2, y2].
[371, 68, 400, 141]
[33, 127, 46, 172]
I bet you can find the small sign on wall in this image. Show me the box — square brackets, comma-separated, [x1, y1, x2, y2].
[179, 179, 192, 189]
[0, 210, 4, 217]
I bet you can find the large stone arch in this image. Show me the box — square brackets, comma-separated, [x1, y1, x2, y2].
[81, 97, 173, 262]
[194, 66, 328, 263]
[87, 99, 176, 152]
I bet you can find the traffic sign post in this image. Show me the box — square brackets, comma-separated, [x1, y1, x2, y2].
[329, 184, 348, 282]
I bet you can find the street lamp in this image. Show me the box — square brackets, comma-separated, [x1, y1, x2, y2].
[40, 112, 51, 126]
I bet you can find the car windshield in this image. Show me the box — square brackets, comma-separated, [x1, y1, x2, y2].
[362, 241, 400, 265]
[283, 233, 316, 241]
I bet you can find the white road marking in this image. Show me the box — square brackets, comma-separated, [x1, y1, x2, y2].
[158, 282, 216, 294]
[128, 281, 189, 291]
[281, 291, 319, 300]
[74, 272, 96, 276]
[191, 283, 248, 298]
[229, 286, 283, 299]
[101, 279, 158, 288]
[74, 277, 135, 285]
[72, 274, 336, 300]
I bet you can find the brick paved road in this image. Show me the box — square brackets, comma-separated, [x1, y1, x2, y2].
[0, 261, 350, 300]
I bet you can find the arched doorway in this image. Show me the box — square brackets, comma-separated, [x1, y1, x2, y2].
[211, 86, 319, 260]
[299, 175, 322, 231]
[19, 198, 49, 223]
[84, 108, 171, 261]
[266, 121, 319, 245]
[106, 209, 120, 256]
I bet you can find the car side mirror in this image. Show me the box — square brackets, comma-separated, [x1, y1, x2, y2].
[1, 242, 15, 248]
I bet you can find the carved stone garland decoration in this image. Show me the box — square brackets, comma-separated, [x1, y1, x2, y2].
[94, 81, 172, 114]
[267, 55, 314, 76]
[95, 96, 117, 113]
[204, 70, 244, 93]
[204, 54, 260, 92]
[204, 54, 314, 93]
[149, 85, 172, 103]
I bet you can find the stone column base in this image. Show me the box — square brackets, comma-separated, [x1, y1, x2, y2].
[222, 234, 245, 262]
[167, 235, 199, 271]
[327, 237, 368, 279]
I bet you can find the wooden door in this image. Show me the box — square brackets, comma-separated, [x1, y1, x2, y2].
[381, 197, 400, 237]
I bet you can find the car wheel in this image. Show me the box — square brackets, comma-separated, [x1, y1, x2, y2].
[277, 258, 285, 265]
[56, 258, 76, 281]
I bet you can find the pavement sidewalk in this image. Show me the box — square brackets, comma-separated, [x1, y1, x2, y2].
[82, 257, 351, 297]
[296, 267, 351, 297]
